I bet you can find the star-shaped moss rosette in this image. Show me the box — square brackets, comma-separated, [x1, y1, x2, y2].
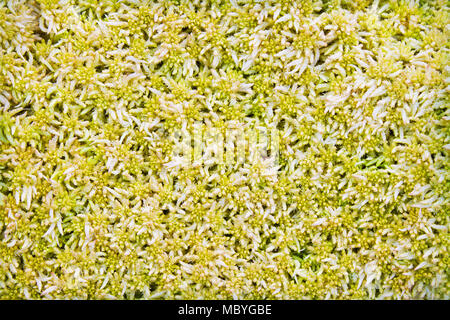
[0, 0, 449, 300]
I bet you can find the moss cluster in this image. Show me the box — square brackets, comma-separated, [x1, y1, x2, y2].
[0, 0, 448, 299]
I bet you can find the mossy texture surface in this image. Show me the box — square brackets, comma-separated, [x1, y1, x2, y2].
[0, 0, 449, 299]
